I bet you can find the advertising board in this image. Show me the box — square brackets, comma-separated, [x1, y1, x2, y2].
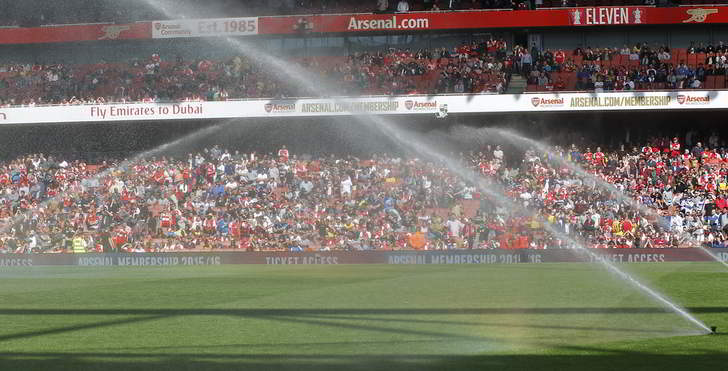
[0, 91, 724, 125]
[151, 17, 258, 38]
[1, 249, 726, 266]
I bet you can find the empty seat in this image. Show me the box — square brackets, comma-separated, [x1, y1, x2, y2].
[704, 75, 716, 89]
[716, 77, 726, 89]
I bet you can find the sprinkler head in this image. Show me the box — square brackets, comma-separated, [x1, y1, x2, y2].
[710, 326, 717, 334]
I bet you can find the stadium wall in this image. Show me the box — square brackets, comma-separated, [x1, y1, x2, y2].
[1, 249, 726, 266]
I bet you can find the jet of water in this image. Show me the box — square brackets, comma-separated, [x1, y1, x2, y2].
[2, 120, 232, 235]
[377, 122, 713, 335]
[489, 127, 728, 271]
[540, 222, 713, 334]
[136, 0, 714, 335]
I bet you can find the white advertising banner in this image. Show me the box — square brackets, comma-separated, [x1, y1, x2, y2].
[0, 91, 723, 125]
[151, 17, 258, 38]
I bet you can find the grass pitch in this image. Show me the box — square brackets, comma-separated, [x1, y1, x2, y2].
[0, 262, 726, 370]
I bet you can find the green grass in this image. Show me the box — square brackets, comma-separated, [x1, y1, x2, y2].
[0, 262, 726, 370]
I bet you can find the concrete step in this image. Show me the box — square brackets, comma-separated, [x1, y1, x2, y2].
[505, 75, 527, 94]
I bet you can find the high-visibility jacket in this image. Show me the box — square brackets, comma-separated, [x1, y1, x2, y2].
[72, 237, 87, 253]
[409, 231, 426, 250]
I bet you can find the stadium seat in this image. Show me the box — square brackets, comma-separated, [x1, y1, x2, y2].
[715, 75, 726, 89]
[668, 54, 678, 66]
[674, 48, 687, 62]
[687, 54, 698, 67]
[705, 75, 716, 89]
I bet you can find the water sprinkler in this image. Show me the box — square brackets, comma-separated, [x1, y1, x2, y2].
[710, 326, 717, 334]
[435, 104, 448, 119]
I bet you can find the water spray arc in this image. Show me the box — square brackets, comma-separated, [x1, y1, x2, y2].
[540, 223, 713, 334]
[139, 0, 713, 335]
[368, 120, 713, 335]
[2, 121, 232, 236]
[489, 128, 728, 271]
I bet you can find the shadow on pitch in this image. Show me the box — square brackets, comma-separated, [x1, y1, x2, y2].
[0, 308, 725, 370]
[0, 351, 727, 371]
[0, 306, 726, 316]
[302, 314, 680, 335]
[0, 306, 719, 344]
[0, 315, 166, 343]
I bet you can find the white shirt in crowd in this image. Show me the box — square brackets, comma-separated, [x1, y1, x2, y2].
[397, 0, 409, 12]
[341, 176, 353, 195]
[445, 219, 464, 238]
[493, 148, 504, 161]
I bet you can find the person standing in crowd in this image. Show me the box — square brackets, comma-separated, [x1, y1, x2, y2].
[397, 0, 410, 12]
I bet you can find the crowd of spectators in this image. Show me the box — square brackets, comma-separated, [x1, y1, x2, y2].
[3, 130, 728, 254]
[523, 42, 728, 92]
[7, 38, 728, 106]
[0, 39, 510, 106]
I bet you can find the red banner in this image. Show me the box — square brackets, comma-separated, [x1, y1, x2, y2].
[259, 6, 728, 35]
[0, 6, 726, 45]
[0, 22, 151, 45]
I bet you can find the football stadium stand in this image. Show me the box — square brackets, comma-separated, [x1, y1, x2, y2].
[2, 135, 728, 253]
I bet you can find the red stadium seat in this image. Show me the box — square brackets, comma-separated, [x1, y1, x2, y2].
[704, 75, 716, 89]
[674, 48, 687, 63]
[668, 53, 678, 66]
[717, 77, 727, 89]
[687, 54, 698, 67]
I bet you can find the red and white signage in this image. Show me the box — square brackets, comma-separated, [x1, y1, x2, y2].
[0, 22, 150, 45]
[530, 97, 565, 108]
[0, 7, 727, 44]
[151, 17, 258, 39]
[259, 6, 728, 35]
[676, 94, 711, 105]
[570, 7, 645, 26]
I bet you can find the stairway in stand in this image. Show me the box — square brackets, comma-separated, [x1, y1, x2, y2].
[506, 74, 528, 94]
